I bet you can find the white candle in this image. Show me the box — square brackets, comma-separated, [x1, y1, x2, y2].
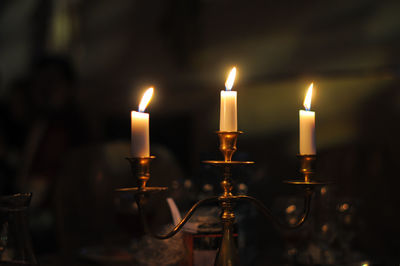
[299, 83, 316, 155]
[131, 87, 153, 157]
[131, 111, 150, 157]
[220, 67, 237, 131]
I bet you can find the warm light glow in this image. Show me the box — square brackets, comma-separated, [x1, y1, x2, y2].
[339, 203, 350, 212]
[303, 83, 313, 111]
[321, 224, 329, 233]
[225, 67, 237, 91]
[286, 205, 297, 214]
[138, 87, 154, 112]
[289, 217, 297, 225]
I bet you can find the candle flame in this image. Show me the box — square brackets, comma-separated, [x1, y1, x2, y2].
[138, 87, 154, 112]
[303, 83, 313, 111]
[225, 67, 237, 91]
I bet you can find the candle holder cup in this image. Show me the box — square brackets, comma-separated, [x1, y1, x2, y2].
[115, 156, 168, 195]
[284, 154, 328, 186]
[217, 131, 241, 162]
[116, 131, 328, 266]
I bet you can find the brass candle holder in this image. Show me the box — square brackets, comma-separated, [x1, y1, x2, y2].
[115, 156, 168, 194]
[284, 154, 326, 186]
[116, 132, 327, 266]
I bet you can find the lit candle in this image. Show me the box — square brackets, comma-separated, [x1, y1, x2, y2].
[299, 83, 316, 155]
[220, 67, 237, 131]
[131, 87, 154, 157]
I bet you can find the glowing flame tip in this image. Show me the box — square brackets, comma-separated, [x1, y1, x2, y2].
[138, 87, 154, 112]
[303, 83, 313, 111]
[225, 67, 237, 91]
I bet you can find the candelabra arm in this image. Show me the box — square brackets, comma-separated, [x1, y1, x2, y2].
[135, 195, 219, 239]
[236, 188, 312, 229]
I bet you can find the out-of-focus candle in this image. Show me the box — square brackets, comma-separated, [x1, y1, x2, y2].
[220, 67, 237, 131]
[299, 83, 316, 155]
[131, 87, 153, 157]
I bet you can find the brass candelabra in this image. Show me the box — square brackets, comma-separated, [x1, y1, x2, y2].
[116, 131, 326, 266]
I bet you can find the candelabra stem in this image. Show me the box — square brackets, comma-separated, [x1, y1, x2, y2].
[221, 166, 233, 197]
[215, 220, 240, 266]
[215, 162, 240, 266]
[215, 196, 240, 266]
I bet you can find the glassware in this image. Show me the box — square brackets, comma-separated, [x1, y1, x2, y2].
[0, 193, 38, 265]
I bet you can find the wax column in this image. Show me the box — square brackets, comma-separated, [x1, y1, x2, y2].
[299, 83, 316, 155]
[220, 67, 237, 131]
[131, 87, 154, 157]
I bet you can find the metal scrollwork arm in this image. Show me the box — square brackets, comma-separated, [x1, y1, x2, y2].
[135, 195, 219, 239]
[236, 188, 313, 229]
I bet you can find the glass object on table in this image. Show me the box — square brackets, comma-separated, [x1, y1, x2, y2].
[0, 193, 38, 265]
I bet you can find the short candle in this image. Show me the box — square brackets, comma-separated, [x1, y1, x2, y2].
[131, 87, 153, 157]
[220, 67, 237, 131]
[299, 83, 316, 155]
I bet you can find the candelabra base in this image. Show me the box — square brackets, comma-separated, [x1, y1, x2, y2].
[214, 220, 240, 266]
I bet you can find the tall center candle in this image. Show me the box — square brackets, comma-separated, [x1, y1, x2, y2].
[131, 87, 153, 157]
[220, 67, 237, 131]
[299, 83, 316, 155]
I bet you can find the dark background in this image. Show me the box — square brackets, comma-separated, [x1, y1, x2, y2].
[0, 0, 399, 265]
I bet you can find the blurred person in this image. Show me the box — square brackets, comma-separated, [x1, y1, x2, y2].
[16, 55, 89, 253]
